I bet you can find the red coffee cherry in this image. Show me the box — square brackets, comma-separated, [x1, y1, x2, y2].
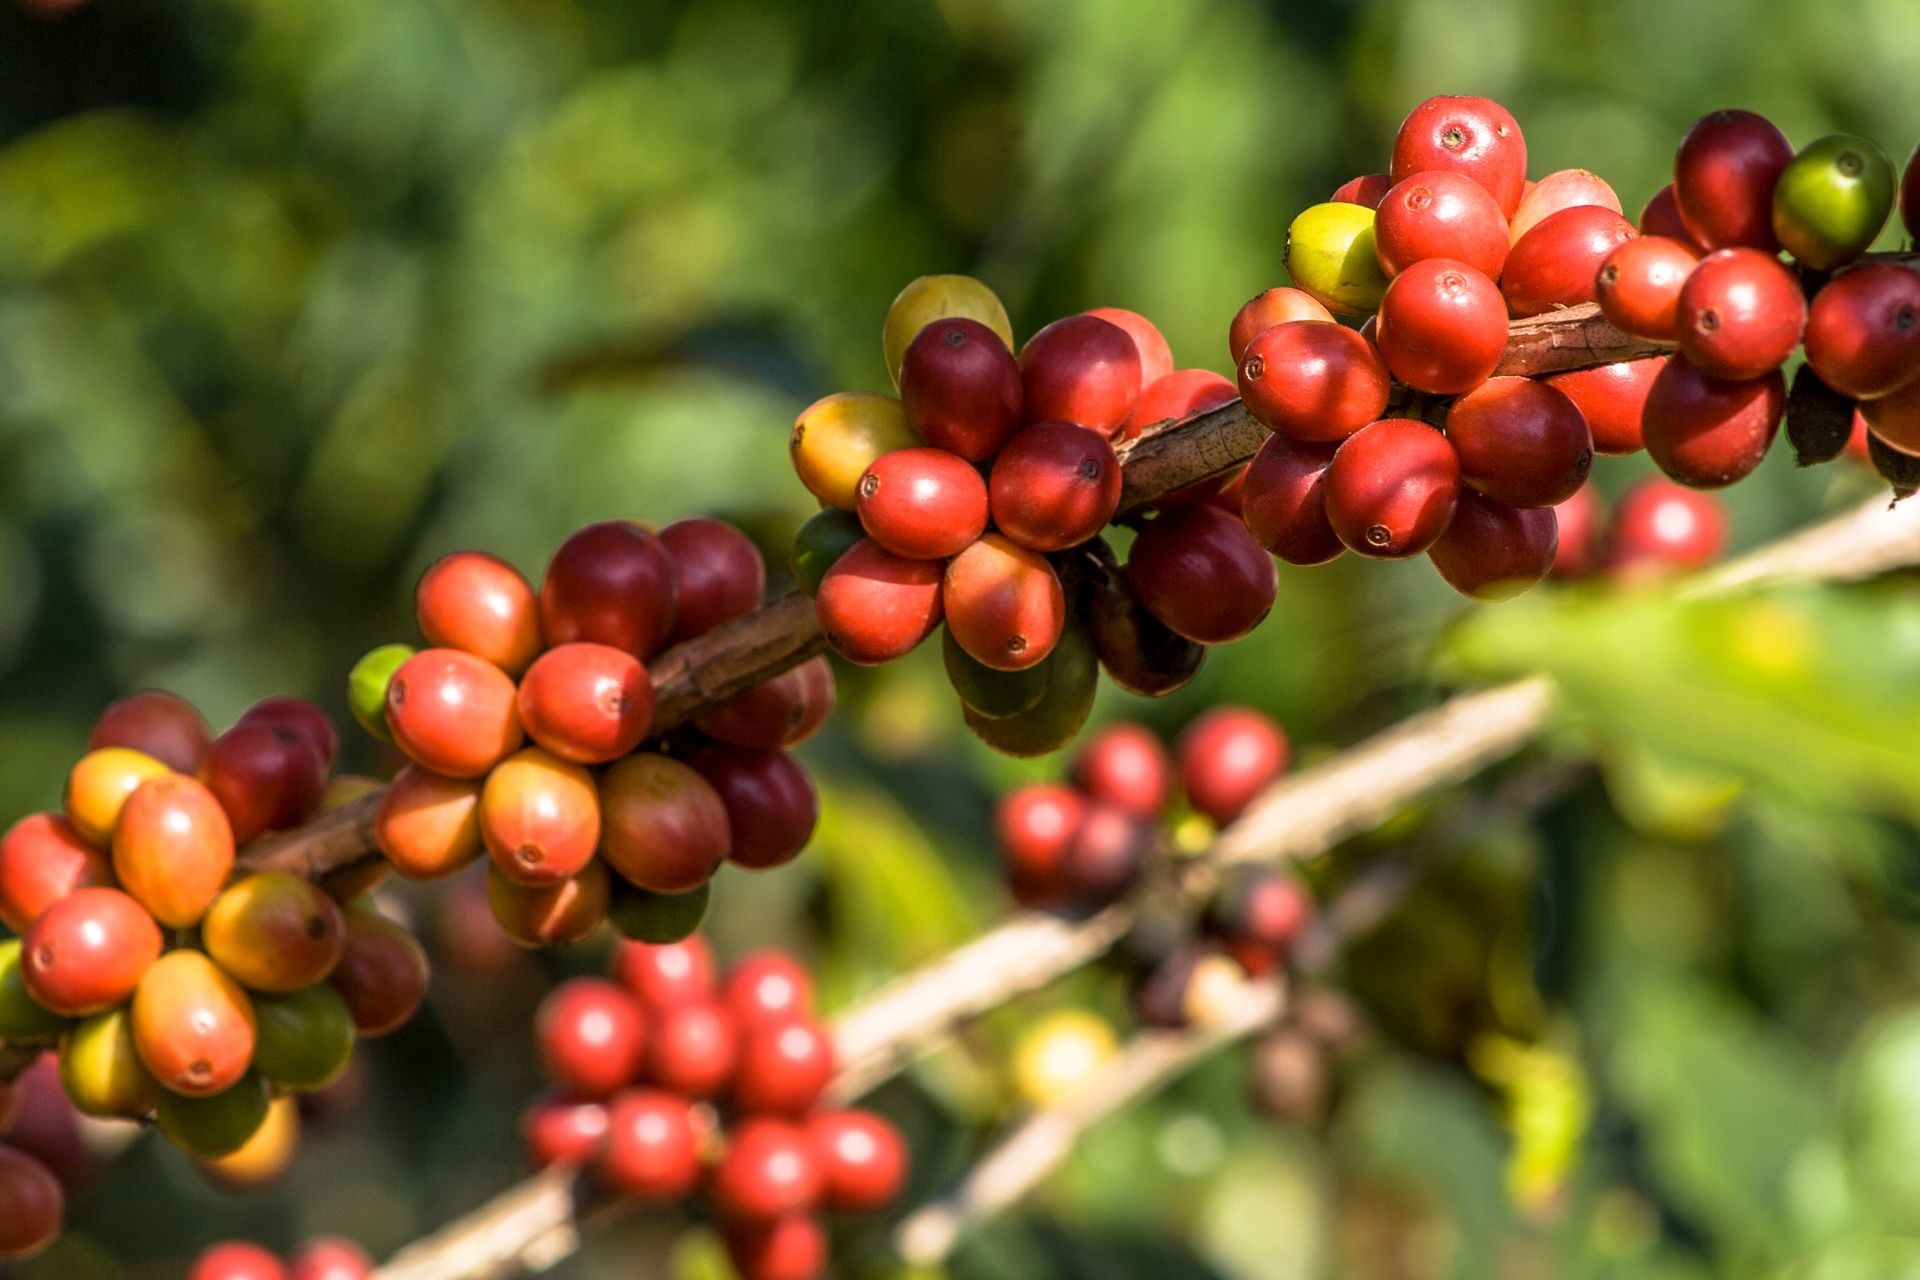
[1642, 357, 1786, 488]
[731, 1018, 835, 1116]
[21, 887, 161, 1016]
[943, 535, 1067, 672]
[643, 999, 737, 1097]
[328, 905, 431, 1037]
[1241, 435, 1344, 566]
[855, 446, 990, 561]
[1125, 504, 1277, 644]
[1427, 491, 1560, 601]
[188, 1243, 286, 1280]
[900, 318, 1024, 462]
[1502, 206, 1638, 317]
[1237, 321, 1388, 442]
[0, 1146, 63, 1261]
[814, 538, 944, 665]
[994, 783, 1085, 909]
[1595, 236, 1701, 341]
[481, 748, 601, 886]
[687, 745, 817, 872]
[1550, 484, 1606, 579]
[539, 520, 679, 660]
[1178, 706, 1290, 825]
[521, 1092, 610, 1169]
[385, 649, 523, 779]
[1674, 108, 1794, 251]
[724, 1215, 827, 1280]
[204, 723, 328, 844]
[1071, 723, 1172, 820]
[236, 697, 339, 771]
[1675, 248, 1806, 380]
[1207, 866, 1314, 972]
[711, 1119, 824, 1223]
[659, 517, 766, 646]
[537, 977, 647, 1099]
[1390, 95, 1527, 216]
[516, 642, 655, 765]
[1860, 374, 1920, 454]
[1019, 314, 1144, 436]
[1124, 369, 1238, 444]
[288, 1237, 375, 1280]
[1375, 259, 1507, 394]
[988, 422, 1122, 552]
[375, 767, 483, 880]
[488, 861, 610, 949]
[807, 1109, 906, 1213]
[1639, 183, 1698, 244]
[1060, 803, 1151, 904]
[1546, 357, 1665, 456]
[132, 950, 256, 1097]
[1086, 306, 1173, 386]
[1805, 264, 1920, 400]
[202, 872, 346, 993]
[693, 657, 835, 750]
[1446, 377, 1593, 508]
[1507, 168, 1623, 244]
[112, 774, 235, 928]
[88, 689, 211, 774]
[616, 936, 714, 1011]
[1608, 477, 1729, 573]
[1323, 418, 1461, 558]
[1374, 170, 1509, 279]
[1330, 172, 1395, 209]
[0, 814, 111, 935]
[722, 952, 814, 1029]
[1227, 290, 1334, 366]
[598, 1088, 701, 1200]
[597, 754, 729, 894]
[415, 550, 543, 677]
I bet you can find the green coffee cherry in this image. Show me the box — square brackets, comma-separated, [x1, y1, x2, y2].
[348, 643, 414, 743]
[1773, 134, 1895, 270]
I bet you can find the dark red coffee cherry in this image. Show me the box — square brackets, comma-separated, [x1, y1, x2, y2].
[722, 952, 813, 1029]
[687, 745, 817, 872]
[1445, 377, 1593, 508]
[328, 905, 431, 1038]
[1426, 491, 1560, 601]
[204, 722, 329, 844]
[694, 657, 836, 750]
[855, 447, 990, 561]
[994, 783, 1086, 908]
[1639, 183, 1699, 244]
[1207, 866, 1315, 974]
[597, 1088, 701, 1200]
[643, 999, 737, 1098]
[723, 1216, 827, 1280]
[540, 520, 679, 660]
[1018, 314, 1143, 437]
[1125, 505, 1277, 644]
[1675, 247, 1806, 380]
[1060, 803, 1152, 904]
[1083, 559, 1207, 699]
[1071, 722, 1172, 820]
[1502, 206, 1638, 318]
[1607, 477, 1729, 573]
[1323, 418, 1460, 558]
[89, 689, 212, 774]
[1595, 236, 1701, 341]
[1237, 321, 1388, 443]
[1375, 259, 1507, 395]
[807, 1109, 908, 1213]
[521, 1092, 610, 1168]
[1240, 435, 1343, 566]
[1642, 357, 1786, 488]
[614, 936, 714, 1011]
[1390, 94, 1527, 217]
[711, 1119, 824, 1223]
[900, 317, 1024, 461]
[516, 642, 654, 765]
[1674, 108, 1794, 251]
[0, 1145, 62, 1262]
[944, 535, 1067, 672]
[536, 977, 647, 1099]
[814, 538, 944, 665]
[731, 1018, 835, 1117]
[1374, 169, 1508, 279]
[1546, 357, 1664, 456]
[988, 421, 1122, 551]
[1227, 289, 1333, 366]
[660, 517, 766, 645]
[1178, 707, 1289, 825]
[415, 550, 543, 677]
[1804, 264, 1920, 400]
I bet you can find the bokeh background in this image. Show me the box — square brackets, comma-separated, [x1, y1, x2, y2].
[6, 0, 1920, 1276]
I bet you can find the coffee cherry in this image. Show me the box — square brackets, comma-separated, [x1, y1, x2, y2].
[855, 446, 990, 560]
[539, 520, 679, 660]
[89, 690, 211, 774]
[203, 873, 346, 993]
[250, 984, 355, 1091]
[1549, 485, 1603, 579]
[961, 622, 1099, 758]
[814, 538, 944, 664]
[1675, 248, 1806, 380]
[712, 1119, 824, 1223]
[413, 550, 542, 677]
[898, 318, 1026, 461]
[1391, 95, 1527, 216]
[1862, 374, 1920, 456]
[943, 534, 1067, 671]
[0, 1145, 62, 1260]
[1071, 724, 1170, 821]
[995, 783, 1085, 908]
[21, 887, 160, 1016]
[616, 936, 714, 1010]
[375, 767, 483, 880]
[488, 861, 610, 949]
[516, 642, 654, 765]
[1501, 206, 1637, 317]
[1427, 491, 1559, 601]
[132, 950, 256, 1096]
[481, 748, 600, 886]
[1324, 418, 1460, 558]
[1207, 866, 1314, 968]
[1772, 133, 1894, 269]
[1227, 289, 1334, 366]
[1285, 202, 1388, 314]
[1643, 357, 1786, 488]
[63, 746, 171, 847]
[288, 1238, 374, 1280]
[189, 1243, 286, 1280]
[1608, 477, 1728, 572]
[882, 274, 1013, 389]
[328, 905, 430, 1036]
[347, 643, 413, 744]
[723, 952, 813, 1029]
[197, 1086, 295, 1193]
[694, 657, 835, 750]
[154, 1072, 271, 1159]
[1126, 504, 1276, 643]
[236, 697, 339, 771]
[1374, 170, 1509, 279]
[791, 392, 921, 510]
[660, 517, 766, 645]
[1446, 377, 1593, 508]
[988, 421, 1122, 551]
[1086, 307, 1173, 386]
[1595, 236, 1701, 341]
[607, 880, 709, 945]
[1375, 259, 1507, 394]
[1061, 803, 1151, 904]
[384, 649, 522, 779]
[1135, 943, 1245, 1030]
[537, 977, 647, 1099]
[1127, 369, 1238, 464]
[1805, 264, 1920, 400]
[0, 940, 69, 1040]
[1546, 357, 1665, 456]
[1179, 707, 1289, 825]
[1507, 168, 1622, 244]
[643, 999, 736, 1097]
[1639, 183, 1698, 244]
[1240, 435, 1343, 566]
[723, 1216, 827, 1280]
[731, 1018, 835, 1116]
[521, 1092, 609, 1168]
[1084, 566, 1206, 699]
[60, 1005, 156, 1117]
[1674, 109, 1794, 251]
[807, 1109, 906, 1213]
[110, 774, 233, 929]
[1019, 314, 1143, 436]
[684, 744, 816, 872]
[1330, 172, 1395, 208]
[598, 1088, 702, 1200]
[0, 814, 111, 935]
[597, 754, 730, 893]
[1237, 321, 1389, 441]
[788, 509, 865, 598]
[206, 721, 329, 846]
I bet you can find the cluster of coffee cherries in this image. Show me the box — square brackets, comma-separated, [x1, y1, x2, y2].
[351, 519, 828, 949]
[0, 691, 428, 1179]
[517, 936, 905, 1280]
[186, 1237, 372, 1280]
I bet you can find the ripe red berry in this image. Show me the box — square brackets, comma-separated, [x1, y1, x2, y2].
[693, 657, 835, 750]
[1390, 95, 1527, 217]
[659, 517, 766, 645]
[1086, 306, 1173, 388]
[1639, 183, 1698, 244]
[597, 753, 730, 893]
[537, 978, 648, 1099]
[1445, 377, 1593, 508]
[1642, 357, 1786, 488]
[1019, 314, 1143, 436]
[1546, 357, 1665, 456]
[1550, 484, 1606, 579]
[1608, 478, 1729, 572]
[988, 422, 1122, 552]
[1374, 170, 1508, 279]
[1675, 248, 1806, 379]
[994, 783, 1085, 908]
[1071, 723, 1172, 820]
[1236, 321, 1388, 442]
[480, 748, 601, 886]
[723, 1215, 827, 1280]
[21, 887, 161, 1016]
[943, 535, 1067, 671]
[1125, 505, 1277, 643]
[385, 649, 523, 779]
[132, 950, 256, 1097]
[856, 447, 990, 561]
[1178, 707, 1289, 825]
[616, 936, 714, 1010]
[732, 1019, 835, 1116]
[516, 642, 654, 765]
[687, 745, 818, 872]
[711, 1119, 824, 1223]
[722, 952, 814, 1029]
[1060, 803, 1151, 903]
[88, 690, 211, 774]
[1595, 236, 1701, 341]
[1501, 206, 1638, 318]
[237, 696, 339, 771]
[1673, 109, 1794, 251]
[1375, 259, 1507, 394]
[597, 1088, 701, 1200]
[1323, 418, 1460, 558]
[0, 1145, 62, 1261]
[521, 1092, 610, 1168]
[288, 1237, 374, 1280]
[1804, 264, 1920, 400]
[0, 814, 112, 935]
[112, 774, 235, 928]
[1240, 435, 1343, 566]
[643, 999, 737, 1097]
[900, 318, 1024, 461]
[415, 550, 543, 677]
[1508, 168, 1622, 245]
[328, 906, 431, 1037]
[1124, 368, 1237, 445]
[1227, 289, 1334, 366]
[188, 1243, 286, 1280]
[204, 723, 328, 844]
[540, 520, 679, 660]
[814, 538, 944, 665]
[807, 1109, 907, 1213]
[1207, 867, 1314, 969]
[1330, 172, 1395, 209]
[1427, 491, 1559, 601]
[375, 766, 483, 880]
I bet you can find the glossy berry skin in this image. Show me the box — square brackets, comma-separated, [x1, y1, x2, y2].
[1502, 206, 1637, 318]
[712, 1120, 824, 1223]
[1061, 804, 1151, 903]
[1019, 314, 1143, 437]
[375, 766, 483, 880]
[522, 1092, 610, 1169]
[1639, 183, 1698, 244]
[537, 978, 648, 1099]
[1375, 259, 1507, 394]
[645, 999, 736, 1097]
[723, 952, 814, 1029]
[1178, 706, 1290, 825]
[328, 906, 431, 1037]
[598, 753, 730, 893]
[1546, 357, 1665, 456]
[487, 861, 610, 949]
[814, 538, 944, 665]
[112, 774, 235, 928]
[1508, 168, 1622, 244]
[694, 657, 835, 750]
[153, 1072, 271, 1160]
[250, 985, 355, 1091]
[899, 318, 1024, 461]
[989, 421, 1121, 551]
[724, 1216, 827, 1280]
[415, 550, 543, 676]
[1241, 435, 1343, 565]
[1446, 377, 1593, 508]
[1330, 172, 1395, 209]
[1642, 358, 1786, 488]
[539, 520, 679, 660]
[1072, 723, 1172, 820]
[1087, 307, 1173, 386]
[1675, 248, 1806, 380]
[791, 393, 919, 510]
[516, 642, 654, 765]
[88, 690, 211, 774]
[995, 783, 1085, 908]
[1550, 484, 1605, 579]
[0, 813, 111, 935]
[1374, 170, 1508, 279]
[1324, 418, 1460, 558]
[1674, 109, 1794, 251]
[1227, 289, 1334, 365]
[202, 872, 346, 993]
[660, 517, 766, 645]
[132, 949, 257, 1096]
[288, 1238, 375, 1280]
[1608, 478, 1729, 572]
[385, 649, 523, 779]
[188, 1243, 287, 1280]
[616, 937, 714, 1010]
[688, 745, 817, 871]
[944, 535, 1067, 671]
[1772, 134, 1896, 270]
[1237, 321, 1388, 442]
[0, 1146, 62, 1261]
[63, 746, 172, 848]
[1390, 95, 1527, 216]
[1804, 264, 1920, 400]
[1427, 491, 1559, 601]
[204, 722, 329, 846]
[856, 447, 990, 561]
[598, 1088, 701, 1200]
[808, 1109, 907, 1213]
[1860, 374, 1920, 455]
[884, 274, 1013, 388]
[1085, 573, 1205, 701]
[1595, 236, 1700, 341]
[731, 1018, 835, 1116]
[1125, 505, 1277, 643]
[21, 887, 161, 1016]
[480, 748, 600, 886]
[1125, 369, 1237, 448]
